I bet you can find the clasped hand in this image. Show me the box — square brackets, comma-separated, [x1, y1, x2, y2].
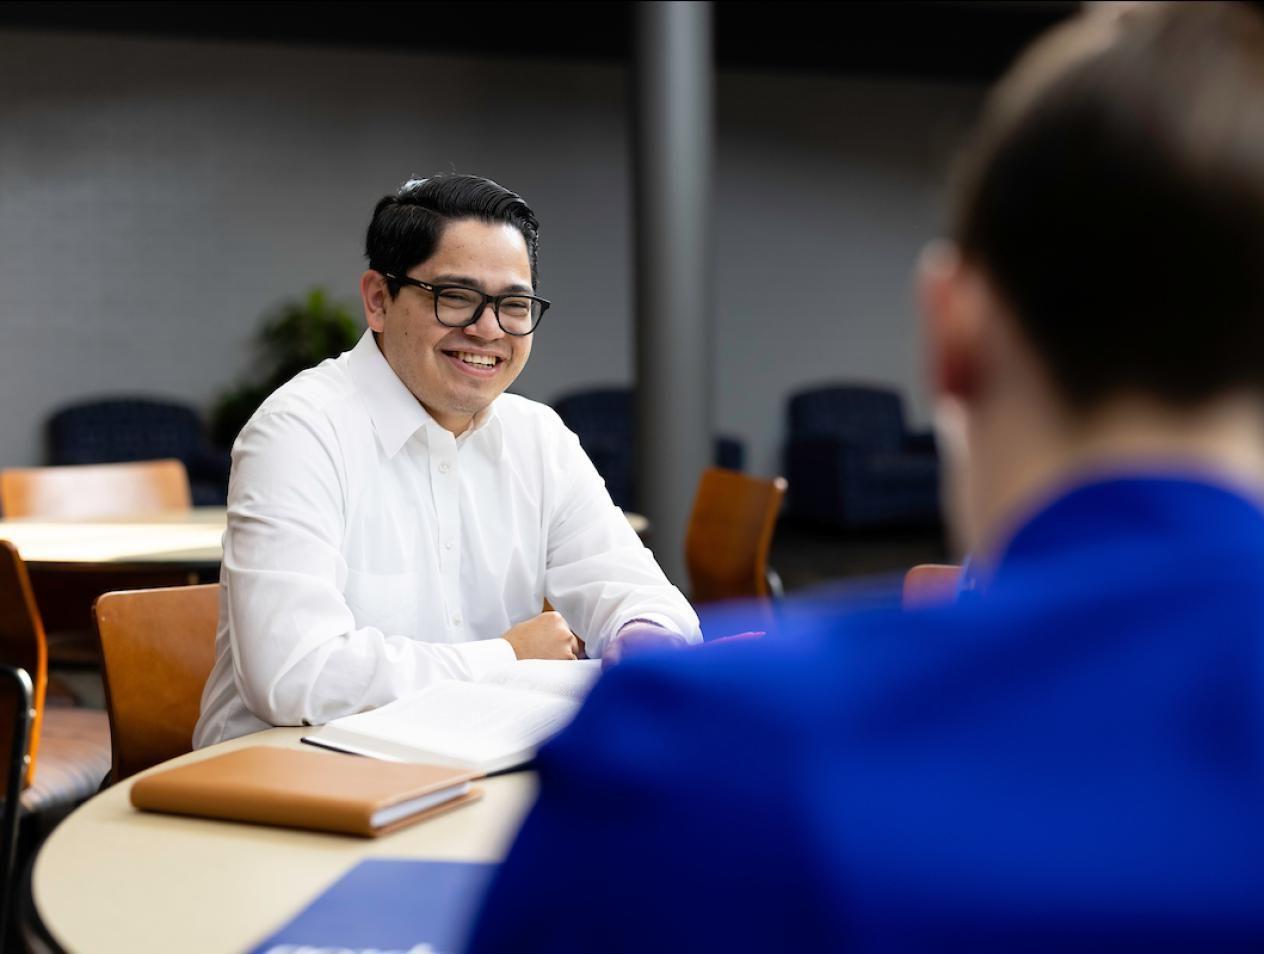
[501, 614, 689, 667]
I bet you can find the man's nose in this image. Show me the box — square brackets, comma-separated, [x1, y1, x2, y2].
[465, 302, 504, 339]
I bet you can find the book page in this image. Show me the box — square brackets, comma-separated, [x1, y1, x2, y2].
[477, 658, 602, 702]
[320, 681, 579, 767]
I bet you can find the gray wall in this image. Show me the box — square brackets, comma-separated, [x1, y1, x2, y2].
[0, 28, 982, 476]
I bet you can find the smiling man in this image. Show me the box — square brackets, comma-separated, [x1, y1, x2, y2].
[194, 175, 699, 747]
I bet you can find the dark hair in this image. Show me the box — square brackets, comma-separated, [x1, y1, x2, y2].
[365, 174, 541, 293]
[952, 2, 1264, 410]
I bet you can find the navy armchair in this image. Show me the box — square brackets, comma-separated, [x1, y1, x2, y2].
[47, 397, 230, 506]
[784, 385, 940, 530]
[552, 388, 744, 511]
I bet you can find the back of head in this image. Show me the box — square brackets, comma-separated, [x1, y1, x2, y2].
[952, 2, 1264, 411]
[365, 174, 541, 290]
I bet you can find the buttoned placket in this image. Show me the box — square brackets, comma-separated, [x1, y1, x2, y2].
[427, 427, 464, 639]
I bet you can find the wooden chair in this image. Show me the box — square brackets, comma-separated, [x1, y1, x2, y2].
[0, 459, 191, 519]
[685, 467, 788, 604]
[94, 584, 218, 783]
[902, 563, 963, 609]
[0, 541, 111, 815]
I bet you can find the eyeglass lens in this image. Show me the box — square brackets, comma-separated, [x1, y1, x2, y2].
[435, 288, 542, 334]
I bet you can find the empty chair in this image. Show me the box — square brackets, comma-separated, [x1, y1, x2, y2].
[47, 397, 230, 506]
[553, 387, 746, 511]
[902, 563, 963, 609]
[94, 584, 218, 782]
[685, 467, 787, 605]
[784, 384, 940, 530]
[0, 541, 111, 816]
[0, 459, 191, 520]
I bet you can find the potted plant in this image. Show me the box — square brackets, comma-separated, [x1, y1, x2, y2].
[210, 289, 361, 448]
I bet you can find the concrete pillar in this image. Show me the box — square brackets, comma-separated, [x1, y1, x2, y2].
[633, 0, 714, 592]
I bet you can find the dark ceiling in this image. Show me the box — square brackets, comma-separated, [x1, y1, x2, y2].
[0, 1, 1077, 83]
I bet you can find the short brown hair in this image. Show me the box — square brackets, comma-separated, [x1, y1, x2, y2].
[952, 2, 1264, 409]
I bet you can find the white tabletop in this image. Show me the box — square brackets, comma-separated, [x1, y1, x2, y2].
[0, 507, 647, 570]
[0, 507, 227, 568]
[32, 727, 537, 954]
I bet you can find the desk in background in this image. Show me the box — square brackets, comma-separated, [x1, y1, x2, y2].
[33, 727, 535, 953]
[0, 508, 227, 651]
[0, 505, 647, 640]
[0, 506, 647, 572]
[0, 507, 226, 575]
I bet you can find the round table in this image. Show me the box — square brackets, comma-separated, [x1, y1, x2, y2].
[32, 727, 536, 953]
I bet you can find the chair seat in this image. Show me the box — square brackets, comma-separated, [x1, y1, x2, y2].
[20, 708, 111, 813]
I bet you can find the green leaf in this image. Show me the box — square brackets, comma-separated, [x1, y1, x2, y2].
[209, 288, 361, 447]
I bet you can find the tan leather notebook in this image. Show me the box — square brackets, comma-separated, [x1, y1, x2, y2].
[130, 746, 483, 837]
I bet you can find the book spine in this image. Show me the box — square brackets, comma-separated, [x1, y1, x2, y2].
[131, 783, 375, 837]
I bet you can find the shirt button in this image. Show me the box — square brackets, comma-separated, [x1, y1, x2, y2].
[438, 461, 451, 474]
[444, 538, 454, 551]
[452, 614, 462, 626]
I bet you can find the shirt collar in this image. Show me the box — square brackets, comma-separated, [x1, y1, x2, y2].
[990, 470, 1264, 591]
[346, 330, 505, 459]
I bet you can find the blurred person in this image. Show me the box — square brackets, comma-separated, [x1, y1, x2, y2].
[194, 175, 698, 747]
[469, 4, 1264, 949]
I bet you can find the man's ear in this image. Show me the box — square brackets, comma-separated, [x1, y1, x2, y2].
[917, 241, 987, 403]
[360, 270, 389, 333]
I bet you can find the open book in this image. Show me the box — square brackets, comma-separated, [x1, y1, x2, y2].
[302, 658, 603, 775]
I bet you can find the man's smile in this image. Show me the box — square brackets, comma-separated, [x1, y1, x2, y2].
[442, 348, 506, 378]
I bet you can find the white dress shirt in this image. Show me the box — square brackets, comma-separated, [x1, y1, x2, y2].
[194, 331, 699, 747]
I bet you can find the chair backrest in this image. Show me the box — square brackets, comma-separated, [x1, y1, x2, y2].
[47, 397, 204, 467]
[553, 388, 635, 509]
[0, 541, 48, 787]
[553, 388, 633, 445]
[0, 459, 191, 519]
[902, 563, 963, 609]
[685, 467, 787, 604]
[788, 385, 907, 449]
[94, 584, 219, 782]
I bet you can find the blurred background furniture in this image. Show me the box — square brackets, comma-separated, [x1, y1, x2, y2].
[902, 563, 962, 609]
[685, 467, 787, 604]
[0, 461, 201, 672]
[784, 384, 940, 531]
[47, 398, 230, 506]
[553, 387, 745, 511]
[94, 584, 218, 783]
[0, 663, 33, 951]
[0, 460, 191, 520]
[0, 542, 111, 802]
[0, 540, 111, 945]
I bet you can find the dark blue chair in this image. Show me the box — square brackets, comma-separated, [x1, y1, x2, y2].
[552, 388, 745, 511]
[784, 385, 940, 530]
[46, 398, 230, 506]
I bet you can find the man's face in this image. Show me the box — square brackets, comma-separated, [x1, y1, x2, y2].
[362, 218, 534, 434]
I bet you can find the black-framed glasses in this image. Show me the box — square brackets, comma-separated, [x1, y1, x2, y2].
[382, 272, 550, 336]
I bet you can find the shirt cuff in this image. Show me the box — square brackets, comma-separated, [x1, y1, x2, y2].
[451, 637, 519, 682]
[616, 613, 700, 644]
